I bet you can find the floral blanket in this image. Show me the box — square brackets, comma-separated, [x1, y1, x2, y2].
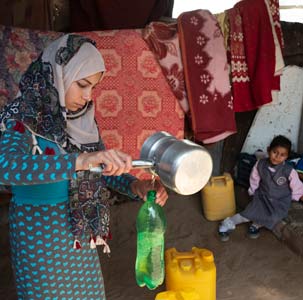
[177, 10, 236, 144]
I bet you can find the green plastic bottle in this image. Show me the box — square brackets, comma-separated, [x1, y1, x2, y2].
[135, 190, 167, 290]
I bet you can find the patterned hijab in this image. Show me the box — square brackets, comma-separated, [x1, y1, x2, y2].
[0, 34, 106, 152]
[0, 34, 112, 250]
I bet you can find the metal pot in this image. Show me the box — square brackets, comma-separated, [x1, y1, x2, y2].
[138, 131, 213, 195]
[90, 131, 213, 195]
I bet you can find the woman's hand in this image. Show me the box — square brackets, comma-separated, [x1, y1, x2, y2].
[131, 179, 168, 206]
[76, 149, 132, 176]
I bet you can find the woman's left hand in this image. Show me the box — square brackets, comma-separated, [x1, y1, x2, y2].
[131, 179, 168, 206]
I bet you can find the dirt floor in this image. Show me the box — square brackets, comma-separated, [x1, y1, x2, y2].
[100, 191, 303, 300]
[3, 190, 303, 300]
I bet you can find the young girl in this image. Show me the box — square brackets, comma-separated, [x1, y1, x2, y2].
[219, 135, 303, 241]
[0, 34, 168, 299]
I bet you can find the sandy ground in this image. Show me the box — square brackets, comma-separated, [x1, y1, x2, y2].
[100, 191, 303, 300]
[3, 190, 303, 300]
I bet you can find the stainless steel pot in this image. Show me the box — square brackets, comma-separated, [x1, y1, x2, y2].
[90, 131, 213, 195]
[139, 131, 213, 195]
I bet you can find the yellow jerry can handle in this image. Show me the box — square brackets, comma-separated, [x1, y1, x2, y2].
[209, 174, 230, 186]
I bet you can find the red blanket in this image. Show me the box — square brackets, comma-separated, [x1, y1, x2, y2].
[178, 10, 236, 144]
[228, 0, 283, 112]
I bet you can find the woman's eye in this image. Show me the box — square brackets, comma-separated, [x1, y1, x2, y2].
[77, 82, 87, 88]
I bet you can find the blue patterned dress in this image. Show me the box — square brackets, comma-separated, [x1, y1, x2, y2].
[0, 120, 138, 300]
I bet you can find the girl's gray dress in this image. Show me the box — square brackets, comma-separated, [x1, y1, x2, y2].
[241, 158, 293, 230]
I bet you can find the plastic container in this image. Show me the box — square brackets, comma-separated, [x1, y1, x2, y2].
[155, 288, 200, 300]
[164, 247, 216, 300]
[135, 190, 166, 290]
[201, 172, 236, 221]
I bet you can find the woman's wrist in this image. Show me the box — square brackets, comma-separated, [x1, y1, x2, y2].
[75, 153, 84, 171]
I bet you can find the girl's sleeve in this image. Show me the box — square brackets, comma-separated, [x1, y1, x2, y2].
[248, 160, 261, 196]
[289, 169, 303, 201]
[0, 120, 78, 185]
[103, 174, 141, 201]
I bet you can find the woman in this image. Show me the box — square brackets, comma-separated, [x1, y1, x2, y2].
[0, 34, 167, 299]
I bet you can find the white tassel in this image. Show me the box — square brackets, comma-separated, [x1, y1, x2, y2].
[90, 237, 96, 249]
[95, 235, 103, 245]
[95, 235, 111, 254]
[103, 243, 111, 254]
[0, 122, 6, 132]
[32, 134, 43, 154]
[73, 239, 82, 249]
[96, 235, 110, 254]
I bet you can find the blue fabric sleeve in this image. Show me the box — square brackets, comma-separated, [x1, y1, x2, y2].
[103, 173, 141, 201]
[0, 120, 78, 185]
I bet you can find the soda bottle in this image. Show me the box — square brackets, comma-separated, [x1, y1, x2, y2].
[135, 190, 167, 290]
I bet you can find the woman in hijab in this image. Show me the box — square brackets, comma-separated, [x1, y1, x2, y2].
[0, 34, 167, 299]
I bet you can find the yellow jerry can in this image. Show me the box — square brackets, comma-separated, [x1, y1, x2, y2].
[201, 172, 236, 221]
[164, 247, 216, 300]
[155, 288, 200, 300]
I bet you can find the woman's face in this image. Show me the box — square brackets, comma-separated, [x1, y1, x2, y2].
[65, 72, 103, 111]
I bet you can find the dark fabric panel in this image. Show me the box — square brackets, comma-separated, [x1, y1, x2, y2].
[281, 21, 303, 67]
[70, 0, 174, 31]
[221, 110, 257, 174]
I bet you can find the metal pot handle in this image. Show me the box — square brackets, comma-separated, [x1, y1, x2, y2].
[89, 159, 155, 173]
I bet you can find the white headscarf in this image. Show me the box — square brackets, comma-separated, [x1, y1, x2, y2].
[0, 34, 106, 151]
[41, 35, 106, 148]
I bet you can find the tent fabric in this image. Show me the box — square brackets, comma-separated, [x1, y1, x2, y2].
[70, 0, 174, 31]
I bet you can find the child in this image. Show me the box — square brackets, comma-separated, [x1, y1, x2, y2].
[219, 135, 303, 241]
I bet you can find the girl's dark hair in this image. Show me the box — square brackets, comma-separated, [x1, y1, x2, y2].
[268, 135, 291, 154]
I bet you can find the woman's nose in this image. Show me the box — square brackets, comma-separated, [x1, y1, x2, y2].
[83, 91, 91, 101]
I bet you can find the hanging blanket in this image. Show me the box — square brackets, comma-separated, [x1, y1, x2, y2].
[142, 21, 189, 113]
[227, 0, 284, 112]
[177, 10, 236, 144]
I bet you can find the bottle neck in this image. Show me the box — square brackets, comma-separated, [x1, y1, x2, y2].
[146, 190, 156, 202]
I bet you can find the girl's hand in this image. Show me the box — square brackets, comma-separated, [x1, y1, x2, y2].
[76, 149, 132, 176]
[131, 179, 168, 206]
